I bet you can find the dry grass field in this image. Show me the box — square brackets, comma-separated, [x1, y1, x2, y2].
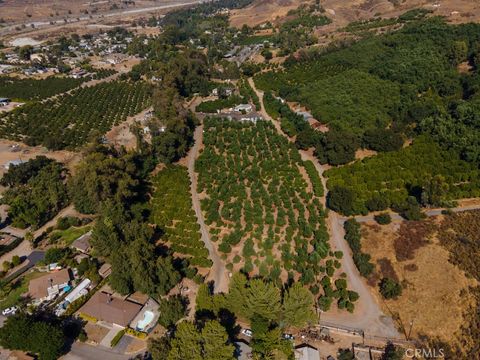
[360, 213, 480, 354]
[230, 0, 480, 28]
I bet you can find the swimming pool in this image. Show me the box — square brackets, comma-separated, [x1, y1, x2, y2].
[136, 310, 155, 331]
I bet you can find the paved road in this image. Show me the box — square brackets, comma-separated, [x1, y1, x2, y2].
[1, 1, 202, 37]
[187, 125, 229, 293]
[62, 342, 134, 360]
[249, 77, 402, 339]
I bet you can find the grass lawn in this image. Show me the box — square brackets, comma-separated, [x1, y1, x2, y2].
[238, 34, 274, 45]
[50, 226, 91, 246]
[0, 270, 44, 310]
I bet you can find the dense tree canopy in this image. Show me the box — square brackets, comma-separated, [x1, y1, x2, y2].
[0, 313, 66, 360]
[2, 158, 68, 228]
[167, 321, 235, 360]
[69, 146, 140, 214]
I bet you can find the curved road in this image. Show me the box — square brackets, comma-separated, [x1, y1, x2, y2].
[248, 77, 402, 339]
[187, 125, 229, 293]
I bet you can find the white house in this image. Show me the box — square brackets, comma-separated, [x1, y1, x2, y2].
[234, 104, 253, 113]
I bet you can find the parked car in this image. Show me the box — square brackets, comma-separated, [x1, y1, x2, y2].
[282, 333, 294, 341]
[2, 306, 18, 316]
[241, 328, 253, 337]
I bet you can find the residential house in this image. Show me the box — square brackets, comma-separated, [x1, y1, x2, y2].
[28, 268, 72, 304]
[30, 53, 45, 63]
[70, 69, 88, 79]
[71, 231, 92, 253]
[80, 291, 142, 328]
[233, 104, 253, 113]
[294, 344, 321, 360]
[98, 263, 112, 278]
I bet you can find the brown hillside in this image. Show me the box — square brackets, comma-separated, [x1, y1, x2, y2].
[230, 0, 480, 28]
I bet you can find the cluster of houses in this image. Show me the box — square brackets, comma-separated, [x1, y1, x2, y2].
[21, 230, 159, 338]
[0, 30, 133, 79]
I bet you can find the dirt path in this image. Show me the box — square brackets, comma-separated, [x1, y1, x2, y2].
[187, 125, 228, 293]
[350, 204, 480, 224]
[248, 77, 402, 339]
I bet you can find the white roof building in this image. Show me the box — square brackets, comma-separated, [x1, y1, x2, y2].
[233, 104, 253, 113]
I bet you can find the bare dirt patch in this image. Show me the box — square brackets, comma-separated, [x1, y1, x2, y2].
[0, 139, 81, 194]
[84, 322, 110, 345]
[355, 148, 377, 161]
[125, 336, 147, 353]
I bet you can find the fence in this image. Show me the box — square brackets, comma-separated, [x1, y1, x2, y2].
[317, 321, 416, 347]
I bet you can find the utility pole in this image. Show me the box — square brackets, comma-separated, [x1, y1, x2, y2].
[407, 320, 414, 341]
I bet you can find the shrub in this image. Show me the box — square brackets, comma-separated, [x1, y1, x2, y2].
[110, 329, 126, 347]
[318, 296, 333, 311]
[374, 213, 392, 225]
[126, 328, 147, 339]
[379, 278, 402, 299]
[79, 313, 97, 323]
[11, 256, 21, 267]
[344, 219, 374, 277]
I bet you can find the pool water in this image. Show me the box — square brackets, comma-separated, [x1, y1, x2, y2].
[136, 310, 155, 331]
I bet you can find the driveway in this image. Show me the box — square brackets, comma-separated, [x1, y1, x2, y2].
[351, 204, 480, 223]
[187, 126, 229, 293]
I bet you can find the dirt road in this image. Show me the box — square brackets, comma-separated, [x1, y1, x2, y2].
[187, 125, 228, 293]
[248, 77, 402, 339]
[351, 204, 480, 223]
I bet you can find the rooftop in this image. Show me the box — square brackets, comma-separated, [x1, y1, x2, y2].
[295, 344, 320, 360]
[80, 291, 142, 327]
[28, 268, 72, 300]
[71, 231, 92, 252]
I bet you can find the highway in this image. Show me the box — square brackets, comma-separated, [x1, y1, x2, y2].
[0, 0, 203, 38]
